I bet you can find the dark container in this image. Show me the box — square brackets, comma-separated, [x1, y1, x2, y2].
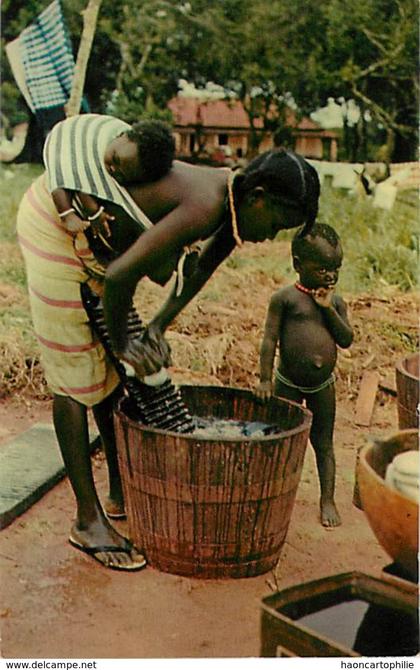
[260, 571, 419, 657]
[114, 385, 311, 578]
[396, 352, 419, 429]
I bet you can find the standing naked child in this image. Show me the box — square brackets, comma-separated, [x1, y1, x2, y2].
[255, 223, 353, 527]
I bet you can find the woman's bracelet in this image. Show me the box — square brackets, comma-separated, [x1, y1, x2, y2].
[88, 206, 104, 222]
[58, 208, 75, 218]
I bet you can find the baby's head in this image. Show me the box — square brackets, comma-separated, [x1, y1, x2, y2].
[291, 223, 342, 289]
[104, 119, 175, 185]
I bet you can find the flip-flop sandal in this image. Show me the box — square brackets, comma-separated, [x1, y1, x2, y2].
[104, 500, 127, 520]
[69, 536, 146, 571]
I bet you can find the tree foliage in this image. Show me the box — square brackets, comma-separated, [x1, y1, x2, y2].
[325, 0, 418, 160]
[1, 0, 418, 159]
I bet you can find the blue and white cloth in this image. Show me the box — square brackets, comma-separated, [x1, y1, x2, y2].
[6, 0, 89, 116]
[20, 0, 76, 111]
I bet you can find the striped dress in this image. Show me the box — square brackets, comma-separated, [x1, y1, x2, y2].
[17, 173, 121, 406]
[17, 115, 153, 406]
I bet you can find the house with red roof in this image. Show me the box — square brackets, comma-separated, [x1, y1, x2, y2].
[293, 117, 338, 162]
[168, 97, 338, 162]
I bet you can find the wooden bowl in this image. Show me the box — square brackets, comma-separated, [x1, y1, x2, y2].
[357, 429, 418, 580]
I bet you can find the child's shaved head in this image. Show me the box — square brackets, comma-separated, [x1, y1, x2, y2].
[292, 223, 340, 260]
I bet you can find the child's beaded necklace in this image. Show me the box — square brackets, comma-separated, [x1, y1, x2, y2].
[295, 281, 313, 295]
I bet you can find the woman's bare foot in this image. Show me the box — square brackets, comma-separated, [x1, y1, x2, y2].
[69, 516, 145, 570]
[320, 499, 342, 528]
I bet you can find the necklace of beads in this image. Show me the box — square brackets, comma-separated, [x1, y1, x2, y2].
[227, 171, 243, 247]
[295, 281, 313, 295]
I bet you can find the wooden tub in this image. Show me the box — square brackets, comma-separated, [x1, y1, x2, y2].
[357, 429, 418, 580]
[396, 352, 419, 429]
[114, 385, 312, 578]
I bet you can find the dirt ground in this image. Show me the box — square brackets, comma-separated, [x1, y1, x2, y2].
[0, 239, 418, 659]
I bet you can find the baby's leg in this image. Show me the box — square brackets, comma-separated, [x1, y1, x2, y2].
[306, 384, 341, 528]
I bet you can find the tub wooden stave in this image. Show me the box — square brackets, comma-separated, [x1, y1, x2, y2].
[114, 385, 311, 578]
[395, 352, 419, 429]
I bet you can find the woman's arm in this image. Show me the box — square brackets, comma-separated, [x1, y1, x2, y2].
[103, 201, 233, 361]
[149, 224, 235, 333]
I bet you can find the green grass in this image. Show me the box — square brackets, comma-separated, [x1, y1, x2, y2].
[0, 163, 43, 242]
[0, 164, 44, 396]
[377, 321, 419, 353]
[225, 250, 290, 284]
[227, 185, 419, 294]
[313, 185, 418, 293]
[0, 254, 28, 288]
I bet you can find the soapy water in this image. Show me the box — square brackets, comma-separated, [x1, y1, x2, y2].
[297, 600, 369, 650]
[191, 417, 281, 439]
[296, 599, 419, 656]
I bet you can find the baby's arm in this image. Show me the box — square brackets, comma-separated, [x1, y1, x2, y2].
[52, 188, 89, 234]
[255, 291, 285, 400]
[78, 192, 114, 238]
[77, 192, 100, 218]
[313, 288, 353, 348]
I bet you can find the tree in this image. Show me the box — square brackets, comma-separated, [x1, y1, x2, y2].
[98, 0, 226, 118]
[161, 0, 322, 154]
[66, 0, 103, 116]
[2, 0, 417, 161]
[325, 0, 418, 161]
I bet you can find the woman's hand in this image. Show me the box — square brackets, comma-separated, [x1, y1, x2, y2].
[116, 326, 171, 379]
[254, 380, 273, 401]
[117, 337, 164, 379]
[143, 324, 172, 368]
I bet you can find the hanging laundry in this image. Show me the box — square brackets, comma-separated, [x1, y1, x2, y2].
[6, 0, 89, 161]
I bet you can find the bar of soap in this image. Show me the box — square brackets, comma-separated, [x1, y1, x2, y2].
[143, 368, 169, 386]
